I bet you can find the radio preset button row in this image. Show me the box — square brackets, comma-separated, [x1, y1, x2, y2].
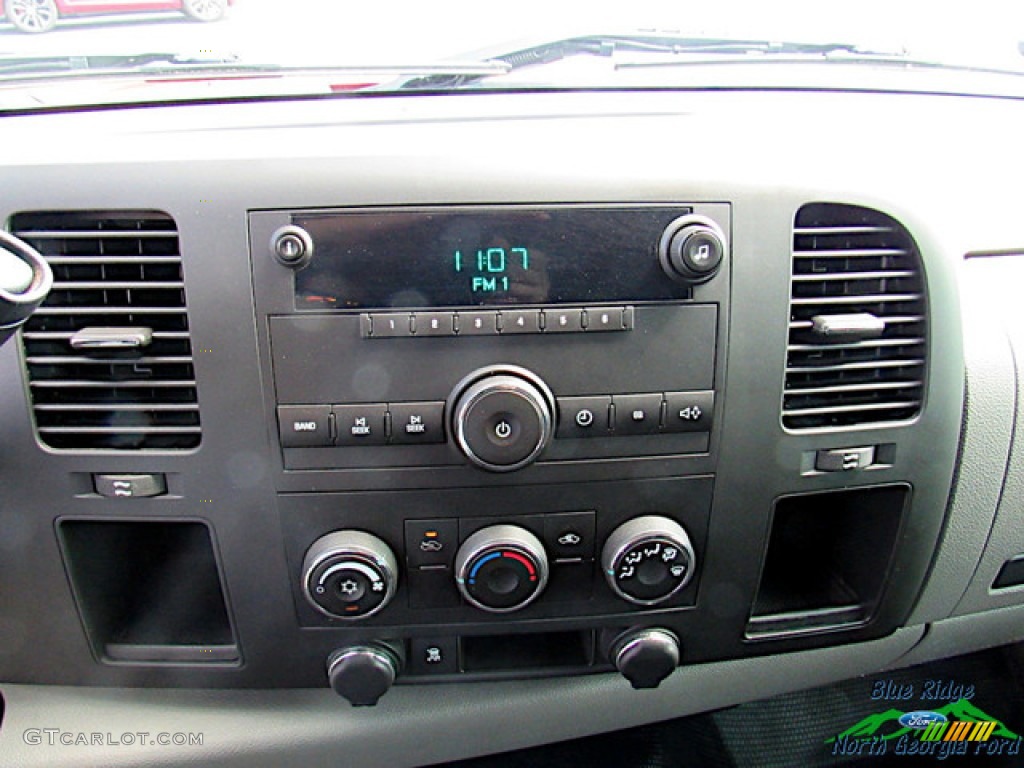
[278, 401, 445, 448]
[555, 391, 714, 439]
[361, 306, 634, 338]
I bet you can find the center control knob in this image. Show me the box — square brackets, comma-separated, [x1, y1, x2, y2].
[302, 531, 398, 620]
[455, 525, 550, 612]
[602, 516, 696, 606]
[450, 366, 555, 472]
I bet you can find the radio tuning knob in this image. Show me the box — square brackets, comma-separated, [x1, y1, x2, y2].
[658, 215, 727, 284]
[302, 531, 399, 620]
[602, 516, 696, 606]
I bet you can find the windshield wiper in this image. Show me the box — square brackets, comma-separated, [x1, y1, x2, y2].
[0, 52, 510, 83]
[398, 33, 1024, 90]
[398, 34, 867, 89]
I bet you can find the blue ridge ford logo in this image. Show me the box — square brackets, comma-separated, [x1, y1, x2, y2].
[898, 712, 949, 730]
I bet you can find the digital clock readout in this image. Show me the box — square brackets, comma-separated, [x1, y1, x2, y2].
[454, 247, 530, 294]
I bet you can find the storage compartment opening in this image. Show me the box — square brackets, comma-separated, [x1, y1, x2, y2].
[59, 520, 239, 664]
[461, 630, 593, 673]
[747, 485, 908, 639]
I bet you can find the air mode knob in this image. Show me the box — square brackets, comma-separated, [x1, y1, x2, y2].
[302, 531, 399, 620]
[658, 215, 727, 284]
[450, 366, 555, 472]
[602, 516, 696, 606]
[455, 525, 550, 612]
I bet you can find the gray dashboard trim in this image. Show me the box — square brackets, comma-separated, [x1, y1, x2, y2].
[0, 627, 923, 768]
[908, 257, 1017, 622]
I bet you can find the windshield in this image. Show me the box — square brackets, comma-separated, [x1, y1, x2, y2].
[1, 0, 1022, 110]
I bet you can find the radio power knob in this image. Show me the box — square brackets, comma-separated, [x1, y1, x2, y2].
[602, 516, 696, 606]
[450, 366, 555, 472]
[658, 215, 727, 284]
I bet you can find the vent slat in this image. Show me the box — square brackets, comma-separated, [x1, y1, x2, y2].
[785, 360, 924, 374]
[32, 306, 187, 316]
[785, 381, 924, 397]
[17, 230, 174, 239]
[34, 403, 200, 412]
[30, 379, 197, 389]
[787, 338, 925, 352]
[791, 271, 917, 283]
[783, 204, 926, 429]
[25, 356, 194, 365]
[45, 256, 182, 265]
[38, 426, 203, 435]
[790, 293, 922, 306]
[51, 281, 185, 291]
[13, 211, 201, 451]
[793, 226, 894, 235]
[782, 401, 923, 418]
[793, 248, 909, 258]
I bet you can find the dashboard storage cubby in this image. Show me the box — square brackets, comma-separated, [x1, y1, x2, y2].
[58, 520, 238, 664]
[746, 485, 909, 639]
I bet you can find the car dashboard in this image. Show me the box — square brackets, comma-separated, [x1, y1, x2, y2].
[0, 87, 1023, 767]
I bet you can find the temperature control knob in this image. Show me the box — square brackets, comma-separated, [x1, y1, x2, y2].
[602, 516, 695, 606]
[302, 531, 398, 620]
[450, 366, 555, 472]
[658, 215, 727, 284]
[455, 525, 549, 612]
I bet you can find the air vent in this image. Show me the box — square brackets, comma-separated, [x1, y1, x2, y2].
[13, 211, 201, 450]
[783, 203, 926, 430]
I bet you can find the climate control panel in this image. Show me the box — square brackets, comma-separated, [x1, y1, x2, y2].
[288, 475, 710, 632]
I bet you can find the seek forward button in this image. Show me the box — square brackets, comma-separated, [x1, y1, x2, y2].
[389, 401, 446, 445]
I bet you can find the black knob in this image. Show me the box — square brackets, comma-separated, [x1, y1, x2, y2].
[612, 629, 681, 690]
[602, 516, 696, 606]
[658, 215, 726, 284]
[270, 225, 313, 268]
[327, 643, 403, 707]
[450, 366, 554, 472]
[455, 525, 549, 612]
[302, 531, 399, 620]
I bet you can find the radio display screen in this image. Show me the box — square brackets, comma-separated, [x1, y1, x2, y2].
[292, 207, 693, 310]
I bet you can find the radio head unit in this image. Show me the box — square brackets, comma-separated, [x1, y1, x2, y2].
[249, 203, 729, 478]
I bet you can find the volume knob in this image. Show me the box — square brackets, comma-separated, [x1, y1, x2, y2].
[450, 366, 555, 472]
